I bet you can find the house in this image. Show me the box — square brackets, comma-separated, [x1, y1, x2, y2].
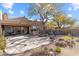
[0, 13, 43, 36]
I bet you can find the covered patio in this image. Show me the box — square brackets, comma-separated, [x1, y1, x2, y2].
[1, 16, 43, 36]
[1, 20, 31, 36]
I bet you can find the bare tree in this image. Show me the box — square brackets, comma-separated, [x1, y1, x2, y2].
[28, 3, 61, 31]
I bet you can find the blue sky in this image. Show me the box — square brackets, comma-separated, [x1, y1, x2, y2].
[60, 3, 79, 21]
[0, 3, 79, 24]
[0, 3, 31, 18]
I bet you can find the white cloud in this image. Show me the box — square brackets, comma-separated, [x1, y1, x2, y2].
[68, 14, 72, 17]
[68, 7, 72, 11]
[20, 10, 24, 14]
[9, 10, 14, 14]
[72, 3, 79, 6]
[2, 3, 14, 9]
[71, 3, 79, 10]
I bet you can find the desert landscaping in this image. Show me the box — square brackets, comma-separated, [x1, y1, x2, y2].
[0, 3, 79, 56]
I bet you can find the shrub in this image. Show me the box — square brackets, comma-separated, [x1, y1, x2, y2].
[58, 38, 64, 41]
[0, 35, 6, 51]
[64, 36, 73, 41]
[71, 41, 75, 45]
[55, 35, 75, 48]
[55, 41, 67, 47]
[55, 47, 61, 54]
[66, 40, 75, 48]
[30, 47, 56, 56]
[44, 47, 48, 51]
[30, 50, 50, 56]
[49, 48, 53, 52]
[76, 40, 79, 42]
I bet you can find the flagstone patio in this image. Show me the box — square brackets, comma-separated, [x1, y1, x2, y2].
[5, 35, 51, 54]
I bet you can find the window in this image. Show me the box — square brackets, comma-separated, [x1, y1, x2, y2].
[32, 25, 37, 29]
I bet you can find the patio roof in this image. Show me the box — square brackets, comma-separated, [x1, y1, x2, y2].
[1, 17, 42, 27]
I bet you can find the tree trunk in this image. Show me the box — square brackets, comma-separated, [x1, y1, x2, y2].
[40, 22, 46, 34]
[56, 21, 61, 29]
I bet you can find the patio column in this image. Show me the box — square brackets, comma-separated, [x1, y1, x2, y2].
[21, 27, 23, 34]
[29, 26, 31, 34]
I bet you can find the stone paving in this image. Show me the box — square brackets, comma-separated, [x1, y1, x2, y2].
[5, 35, 51, 54]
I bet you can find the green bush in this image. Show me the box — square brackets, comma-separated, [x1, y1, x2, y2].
[64, 36, 73, 41]
[55, 47, 61, 54]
